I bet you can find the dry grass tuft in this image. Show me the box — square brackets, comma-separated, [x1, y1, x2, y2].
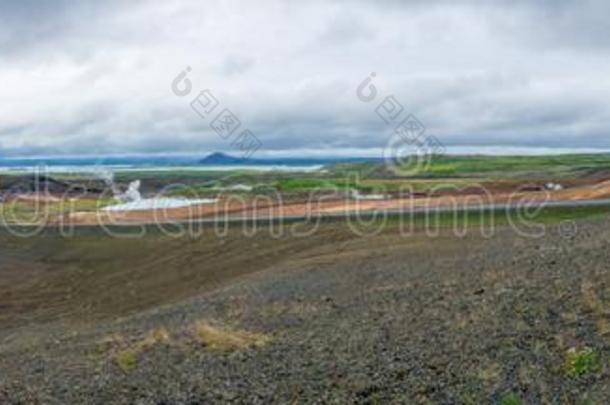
[581, 281, 610, 337]
[101, 321, 269, 372]
[192, 321, 271, 351]
[138, 327, 170, 350]
[103, 327, 171, 373]
[477, 362, 501, 384]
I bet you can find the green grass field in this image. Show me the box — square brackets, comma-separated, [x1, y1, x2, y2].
[402, 154, 610, 178]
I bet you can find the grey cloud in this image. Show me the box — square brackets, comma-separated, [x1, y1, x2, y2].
[0, 1, 115, 55]
[487, 0, 610, 51]
[317, 11, 375, 45]
[0, 0, 609, 156]
[221, 55, 256, 76]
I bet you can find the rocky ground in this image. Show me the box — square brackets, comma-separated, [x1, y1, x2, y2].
[2, 216, 610, 403]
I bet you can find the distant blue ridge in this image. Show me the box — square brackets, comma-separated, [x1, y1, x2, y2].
[0, 152, 378, 168]
[198, 152, 377, 166]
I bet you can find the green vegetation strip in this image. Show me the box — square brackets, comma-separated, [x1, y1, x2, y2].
[396, 154, 610, 178]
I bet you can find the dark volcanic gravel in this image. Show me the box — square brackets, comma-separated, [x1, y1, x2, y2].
[2, 217, 610, 403]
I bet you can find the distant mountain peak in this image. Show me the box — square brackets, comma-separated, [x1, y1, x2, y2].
[206, 152, 231, 159]
[199, 152, 249, 164]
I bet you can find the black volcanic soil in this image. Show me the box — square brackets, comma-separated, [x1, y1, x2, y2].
[0, 175, 105, 196]
[2, 218, 610, 403]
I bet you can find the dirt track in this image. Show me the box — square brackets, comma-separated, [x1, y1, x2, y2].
[2, 215, 610, 403]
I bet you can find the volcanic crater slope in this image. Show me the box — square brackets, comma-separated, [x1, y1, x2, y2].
[2, 216, 610, 402]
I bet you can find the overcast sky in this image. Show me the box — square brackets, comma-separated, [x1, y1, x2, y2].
[1, 0, 609, 157]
